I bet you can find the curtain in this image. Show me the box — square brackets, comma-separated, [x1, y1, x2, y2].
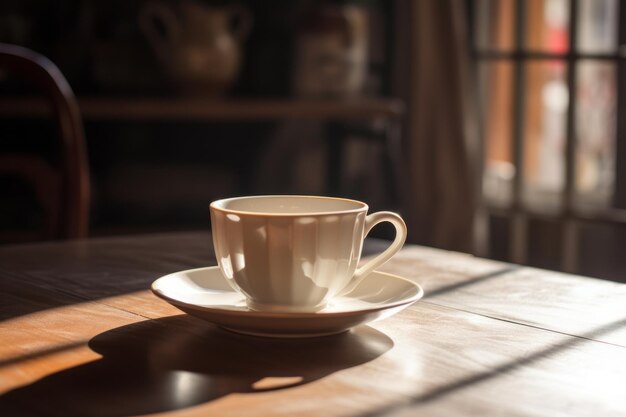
[399, 0, 479, 253]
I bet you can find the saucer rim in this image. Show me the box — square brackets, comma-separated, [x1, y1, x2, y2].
[151, 266, 424, 319]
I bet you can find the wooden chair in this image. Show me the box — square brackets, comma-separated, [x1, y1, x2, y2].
[0, 43, 90, 240]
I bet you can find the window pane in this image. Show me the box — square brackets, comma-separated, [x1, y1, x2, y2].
[576, 0, 619, 53]
[524, 0, 570, 52]
[527, 217, 563, 270]
[522, 61, 568, 211]
[480, 62, 514, 206]
[579, 222, 626, 282]
[474, 0, 516, 51]
[574, 61, 616, 210]
[487, 214, 512, 261]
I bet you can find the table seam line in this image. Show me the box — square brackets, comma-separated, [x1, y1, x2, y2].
[48, 287, 154, 320]
[0, 266, 154, 321]
[421, 299, 626, 349]
[422, 266, 519, 298]
[92, 301, 153, 320]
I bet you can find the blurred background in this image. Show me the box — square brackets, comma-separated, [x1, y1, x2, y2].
[0, 0, 625, 282]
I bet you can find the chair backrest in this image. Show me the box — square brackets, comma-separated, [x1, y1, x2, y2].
[0, 43, 90, 239]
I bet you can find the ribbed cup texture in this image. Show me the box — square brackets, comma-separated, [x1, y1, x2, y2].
[211, 210, 366, 310]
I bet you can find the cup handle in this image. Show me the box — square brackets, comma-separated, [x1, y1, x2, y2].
[339, 211, 407, 295]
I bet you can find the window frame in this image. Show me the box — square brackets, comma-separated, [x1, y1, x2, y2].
[470, 0, 626, 272]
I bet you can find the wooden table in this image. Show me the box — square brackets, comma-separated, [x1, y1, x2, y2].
[1, 231, 625, 416]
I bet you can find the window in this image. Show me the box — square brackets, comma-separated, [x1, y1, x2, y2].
[473, 0, 626, 280]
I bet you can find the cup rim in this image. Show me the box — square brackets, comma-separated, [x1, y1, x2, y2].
[210, 195, 369, 217]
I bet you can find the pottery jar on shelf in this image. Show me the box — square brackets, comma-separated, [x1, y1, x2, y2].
[292, 5, 368, 98]
[140, 0, 252, 95]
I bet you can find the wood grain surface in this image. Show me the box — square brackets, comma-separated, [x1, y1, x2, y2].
[1, 231, 625, 416]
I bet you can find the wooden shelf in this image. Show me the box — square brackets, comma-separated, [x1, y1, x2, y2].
[0, 97, 405, 121]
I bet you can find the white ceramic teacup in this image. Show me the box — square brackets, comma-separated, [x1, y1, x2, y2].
[210, 195, 407, 312]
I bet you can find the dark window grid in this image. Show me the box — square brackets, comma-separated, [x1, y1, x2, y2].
[473, 0, 626, 272]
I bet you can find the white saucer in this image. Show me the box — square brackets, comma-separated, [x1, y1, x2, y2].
[151, 266, 423, 338]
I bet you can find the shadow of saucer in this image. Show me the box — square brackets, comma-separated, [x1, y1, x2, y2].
[0, 315, 393, 417]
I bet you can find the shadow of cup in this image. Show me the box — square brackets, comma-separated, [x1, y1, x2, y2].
[0, 315, 393, 417]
